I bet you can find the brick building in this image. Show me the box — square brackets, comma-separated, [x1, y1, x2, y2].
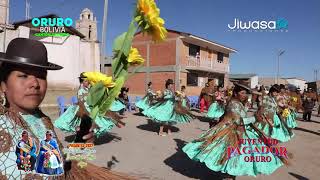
[125, 29, 237, 95]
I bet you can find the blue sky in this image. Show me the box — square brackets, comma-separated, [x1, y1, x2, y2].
[8, 0, 320, 81]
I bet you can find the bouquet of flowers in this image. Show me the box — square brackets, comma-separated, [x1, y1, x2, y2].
[85, 0, 167, 120]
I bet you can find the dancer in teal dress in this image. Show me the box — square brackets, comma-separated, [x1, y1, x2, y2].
[207, 85, 225, 128]
[110, 99, 126, 112]
[255, 84, 293, 142]
[277, 84, 295, 136]
[180, 85, 190, 109]
[143, 79, 193, 136]
[286, 91, 299, 128]
[183, 83, 289, 178]
[136, 82, 156, 112]
[54, 72, 124, 138]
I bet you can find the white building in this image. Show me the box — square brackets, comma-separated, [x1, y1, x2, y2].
[229, 74, 258, 88]
[284, 77, 307, 91]
[0, 9, 100, 90]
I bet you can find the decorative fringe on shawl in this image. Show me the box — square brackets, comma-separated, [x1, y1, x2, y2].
[195, 110, 292, 166]
[174, 101, 194, 118]
[196, 112, 243, 165]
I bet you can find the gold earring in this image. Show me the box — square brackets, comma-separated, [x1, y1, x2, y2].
[1, 92, 6, 106]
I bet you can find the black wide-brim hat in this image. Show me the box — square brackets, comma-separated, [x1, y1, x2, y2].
[234, 82, 252, 93]
[78, 72, 87, 79]
[0, 38, 63, 70]
[166, 79, 174, 85]
[269, 84, 280, 93]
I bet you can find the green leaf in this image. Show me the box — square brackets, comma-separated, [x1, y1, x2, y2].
[111, 19, 138, 79]
[112, 53, 121, 77]
[122, 20, 137, 56]
[90, 106, 100, 120]
[112, 32, 127, 52]
[134, 15, 142, 22]
[87, 82, 105, 106]
[98, 73, 128, 115]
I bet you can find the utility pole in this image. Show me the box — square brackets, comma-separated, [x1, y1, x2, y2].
[25, 0, 30, 20]
[2, 0, 9, 52]
[277, 49, 285, 84]
[100, 0, 108, 73]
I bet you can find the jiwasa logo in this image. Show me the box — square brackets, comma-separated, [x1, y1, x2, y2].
[32, 17, 73, 37]
[227, 18, 288, 32]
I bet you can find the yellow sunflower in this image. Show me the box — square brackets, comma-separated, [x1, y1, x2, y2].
[282, 108, 290, 118]
[135, 0, 167, 42]
[128, 47, 145, 66]
[83, 72, 115, 88]
[291, 97, 297, 103]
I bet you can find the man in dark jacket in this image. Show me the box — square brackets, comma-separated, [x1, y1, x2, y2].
[302, 96, 315, 121]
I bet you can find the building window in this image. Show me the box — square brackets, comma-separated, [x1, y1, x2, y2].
[187, 73, 198, 86]
[189, 44, 200, 57]
[89, 25, 92, 39]
[88, 14, 91, 19]
[217, 52, 224, 62]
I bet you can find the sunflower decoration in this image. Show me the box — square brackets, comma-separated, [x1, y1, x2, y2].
[128, 47, 145, 66]
[135, 0, 167, 42]
[175, 90, 182, 97]
[282, 108, 290, 118]
[83, 72, 115, 88]
[291, 97, 298, 103]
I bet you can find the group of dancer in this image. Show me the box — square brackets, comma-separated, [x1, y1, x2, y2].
[133, 80, 301, 178]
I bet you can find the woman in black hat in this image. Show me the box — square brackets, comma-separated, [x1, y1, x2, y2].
[135, 81, 157, 113]
[183, 83, 288, 178]
[0, 38, 132, 179]
[255, 84, 293, 142]
[143, 79, 192, 136]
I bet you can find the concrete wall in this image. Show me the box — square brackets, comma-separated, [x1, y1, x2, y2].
[259, 77, 288, 88]
[35, 35, 81, 89]
[0, 26, 25, 52]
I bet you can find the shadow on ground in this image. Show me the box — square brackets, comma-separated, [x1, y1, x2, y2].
[64, 134, 76, 143]
[64, 132, 122, 145]
[136, 119, 180, 133]
[163, 139, 233, 180]
[133, 112, 145, 117]
[288, 172, 309, 180]
[95, 132, 122, 145]
[294, 127, 320, 136]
